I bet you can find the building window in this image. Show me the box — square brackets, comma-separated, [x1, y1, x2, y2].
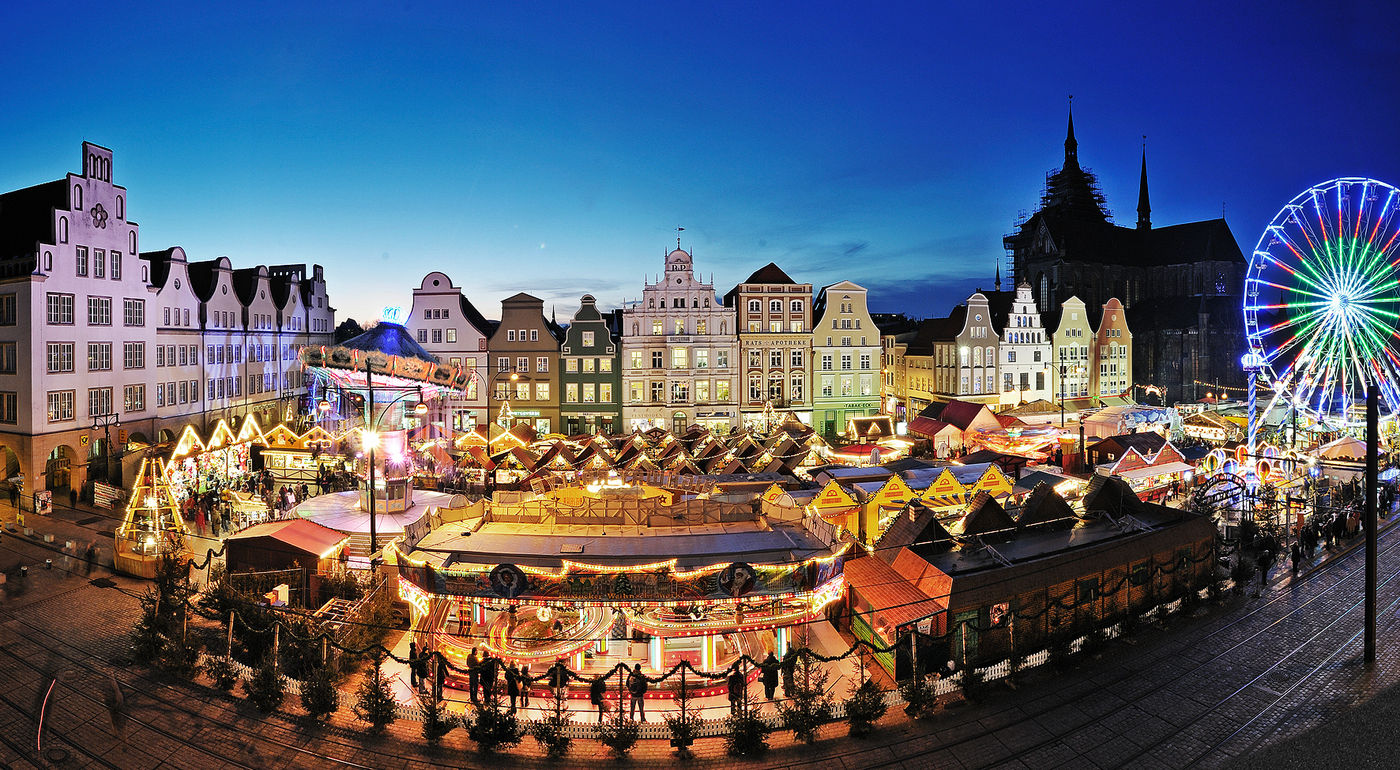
[821, 354, 832, 371]
[0, 294, 13, 326]
[652, 351, 664, 369]
[123, 299, 145, 326]
[87, 296, 112, 325]
[47, 390, 75, 422]
[696, 319, 707, 334]
[446, 328, 457, 343]
[670, 381, 689, 402]
[715, 349, 728, 369]
[790, 374, 804, 401]
[76, 246, 89, 276]
[582, 357, 595, 373]
[820, 375, 834, 397]
[0, 343, 14, 375]
[672, 348, 688, 369]
[517, 356, 528, 372]
[582, 331, 594, 347]
[565, 358, 578, 373]
[715, 379, 731, 401]
[47, 293, 75, 325]
[112, 253, 121, 279]
[769, 299, 782, 313]
[629, 382, 643, 402]
[566, 383, 579, 403]
[841, 354, 852, 370]
[535, 382, 549, 400]
[536, 357, 548, 372]
[748, 299, 761, 314]
[694, 349, 709, 369]
[123, 384, 145, 412]
[630, 351, 644, 369]
[600, 383, 612, 402]
[651, 320, 663, 335]
[582, 383, 596, 403]
[530, 329, 538, 342]
[123, 342, 144, 369]
[791, 350, 804, 368]
[0, 392, 16, 423]
[93, 249, 105, 278]
[650, 381, 664, 403]
[88, 386, 114, 418]
[87, 342, 112, 371]
[600, 358, 612, 372]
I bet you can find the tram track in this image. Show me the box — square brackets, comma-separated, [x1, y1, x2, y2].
[846, 522, 1400, 770]
[5, 511, 1398, 769]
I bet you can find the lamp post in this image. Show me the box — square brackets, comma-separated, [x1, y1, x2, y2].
[1058, 363, 1067, 428]
[318, 378, 426, 555]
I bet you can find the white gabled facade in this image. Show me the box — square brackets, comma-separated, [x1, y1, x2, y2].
[619, 247, 739, 433]
[406, 272, 491, 431]
[997, 281, 1053, 406]
[0, 142, 334, 497]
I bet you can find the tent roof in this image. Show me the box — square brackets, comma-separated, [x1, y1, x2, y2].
[226, 518, 348, 557]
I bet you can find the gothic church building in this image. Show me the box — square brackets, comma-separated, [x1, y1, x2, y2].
[1004, 108, 1246, 403]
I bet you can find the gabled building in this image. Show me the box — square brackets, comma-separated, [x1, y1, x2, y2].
[725, 263, 812, 427]
[619, 246, 738, 433]
[987, 278, 1052, 407]
[560, 294, 621, 435]
[923, 292, 1000, 406]
[1050, 296, 1094, 409]
[487, 293, 562, 435]
[0, 142, 333, 496]
[407, 272, 493, 431]
[811, 280, 880, 437]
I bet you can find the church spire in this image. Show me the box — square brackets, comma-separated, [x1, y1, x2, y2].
[1064, 96, 1078, 169]
[1137, 138, 1152, 230]
[995, 263, 1002, 291]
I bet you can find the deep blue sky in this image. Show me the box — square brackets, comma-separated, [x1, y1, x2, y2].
[3, 1, 1398, 324]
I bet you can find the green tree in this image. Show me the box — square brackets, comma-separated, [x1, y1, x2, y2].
[663, 668, 701, 758]
[529, 679, 573, 760]
[466, 676, 524, 754]
[845, 669, 888, 737]
[352, 654, 398, 735]
[244, 654, 286, 714]
[300, 664, 340, 723]
[777, 649, 833, 744]
[420, 692, 455, 746]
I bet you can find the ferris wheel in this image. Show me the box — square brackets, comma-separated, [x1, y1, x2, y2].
[1243, 177, 1400, 428]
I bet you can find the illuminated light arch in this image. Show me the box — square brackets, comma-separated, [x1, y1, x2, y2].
[1244, 178, 1400, 428]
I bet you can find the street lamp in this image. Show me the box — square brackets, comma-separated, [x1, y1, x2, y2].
[347, 383, 424, 554]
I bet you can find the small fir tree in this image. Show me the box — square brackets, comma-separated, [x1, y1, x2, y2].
[206, 655, 239, 692]
[352, 654, 398, 735]
[420, 692, 455, 746]
[596, 707, 641, 760]
[244, 654, 286, 714]
[777, 648, 833, 744]
[844, 653, 888, 738]
[899, 673, 937, 719]
[662, 670, 701, 758]
[529, 679, 573, 760]
[300, 664, 340, 723]
[465, 682, 524, 754]
[724, 703, 772, 757]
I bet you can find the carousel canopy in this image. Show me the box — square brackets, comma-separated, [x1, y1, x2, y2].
[300, 319, 472, 392]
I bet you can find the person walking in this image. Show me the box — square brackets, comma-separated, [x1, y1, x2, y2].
[1256, 549, 1273, 597]
[1291, 540, 1302, 578]
[408, 641, 421, 689]
[727, 666, 745, 716]
[761, 651, 780, 700]
[506, 663, 520, 714]
[549, 659, 567, 702]
[589, 674, 608, 722]
[85, 541, 97, 576]
[414, 647, 431, 694]
[627, 667, 648, 722]
[519, 663, 531, 708]
[482, 654, 499, 702]
[466, 647, 480, 704]
[434, 651, 448, 702]
[780, 644, 798, 698]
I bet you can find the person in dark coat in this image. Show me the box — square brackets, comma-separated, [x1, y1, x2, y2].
[466, 648, 480, 704]
[589, 675, 608, 722]
[780, 645, 798, 697]
[520, 663, 531, 708]
[627, 667, 648, 721]
[1291, 540, 1302, 577]
[727, 666, 745, 715]
[761, 651, 780, 700]
[434, 651, 447, 702]
[482, 654, 499, 702]
[408, 641, 421, 688]
[1256, 549, 1273, 597]
[506, 663, 521, 714]
[549, 660, 567, 702]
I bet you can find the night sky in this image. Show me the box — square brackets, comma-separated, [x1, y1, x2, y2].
[3, 1, 1398, 324]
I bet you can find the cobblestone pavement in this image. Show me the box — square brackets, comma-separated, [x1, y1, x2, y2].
[1, 508, 1398, 769]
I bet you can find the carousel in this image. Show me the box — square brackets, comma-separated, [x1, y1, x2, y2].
[113, 456, 191, 578]
[298, 306, 476, 555]
[390, 487, 847, 698]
